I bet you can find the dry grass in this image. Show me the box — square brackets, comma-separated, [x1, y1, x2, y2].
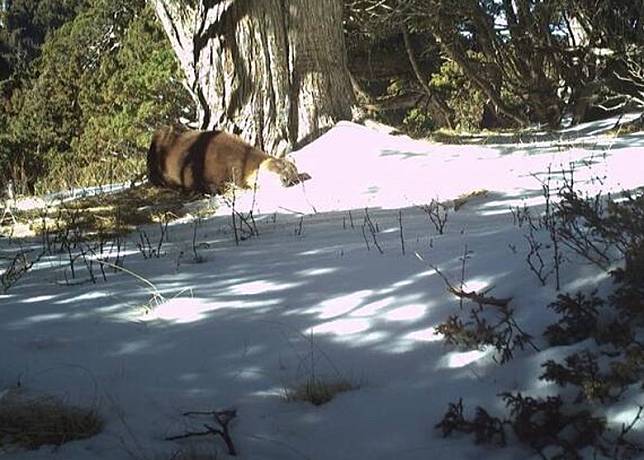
[428, 128, 525, 145]
[0, 392, 103, 450]
[4, 183, 216, 238]
[607, 115, 644, 135]
[163, 445, 219, 460]
[284, 377, 359, 406]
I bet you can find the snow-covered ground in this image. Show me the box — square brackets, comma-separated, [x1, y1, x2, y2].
[1, 115, 643, 459]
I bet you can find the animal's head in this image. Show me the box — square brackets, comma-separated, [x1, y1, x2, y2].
[275, 158, 312, 187]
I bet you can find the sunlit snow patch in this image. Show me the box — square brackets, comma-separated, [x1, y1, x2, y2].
[405, 327, 443, 343]
[608, 406, 644, 428]
[440, 349, 490, 368]
[144, 297, 216, 324]
[564, 271, 611, 292]
[227, 280, 302, 295]
[384, 304, 426, 322]
[56, 291, 107, 305]
[349, 330, 390, 346]
[21, 294, 57, 304]
[141, 297, 281, 324]
[387, 325, 443, 353]
[311, 318, 371, 336]
[310, 290, 373, 319]
[351, 297, 393, 317]
[296, 267, 338, 277]
[461, 278, 494, 293]
[22, 313, 65, 324]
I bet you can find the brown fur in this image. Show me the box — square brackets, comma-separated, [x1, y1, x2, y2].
[147, 126, 311, 194]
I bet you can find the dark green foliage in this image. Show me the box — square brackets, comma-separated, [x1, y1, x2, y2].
[437, 394, 606, 459]
[610, 242, 644, 324]
[557, 186, 642, 265]
[401, 107, 435, 137]
[0, 0, 86, 191]
[4, 0, 142, 192]
[428, 57, 486, 131]
[502, 392, 606, 459]
[1, 0, 193, 194]
[435, 295, 535, 364]
[540, 351, 615, 403]
[544, 291, 603, 346]
[541, 347, 643, 403]
[557, 188, 644, 322]
[435, 398, 506, 447]
[438, 173, 644, 458]
[538, 187, 644, 429]
[0, 0, 86, 91]
[68, 3, 192, 190]
[436, 315, 491, 350]
[605, 193, 644, 323]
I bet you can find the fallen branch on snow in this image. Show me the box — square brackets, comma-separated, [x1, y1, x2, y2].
[166, 409, 237, 456]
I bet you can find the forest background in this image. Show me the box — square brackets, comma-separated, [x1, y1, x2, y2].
[0, 0, 642, 195]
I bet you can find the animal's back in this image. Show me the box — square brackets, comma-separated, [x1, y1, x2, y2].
[146, 127, 167, 187]
[147, 126, 209, 191]
[147, 126, 310, 193]
[146, 126, 188, 187]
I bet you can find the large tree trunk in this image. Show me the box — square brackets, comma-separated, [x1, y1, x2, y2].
[152, 0, 355, 155]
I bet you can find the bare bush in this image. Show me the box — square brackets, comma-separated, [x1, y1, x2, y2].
[166, 409, 237, 456]
[419, 199, 449, 235]
[1, 247, 43, 292]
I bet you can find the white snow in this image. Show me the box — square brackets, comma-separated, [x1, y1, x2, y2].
[1, 115, 643, 459]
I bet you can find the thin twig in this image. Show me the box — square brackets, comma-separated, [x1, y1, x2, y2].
[399, 209, 405, 255]
[94, 260, 165, 304]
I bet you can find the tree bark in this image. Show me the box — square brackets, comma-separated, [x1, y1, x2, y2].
[152, 0, 355, 155]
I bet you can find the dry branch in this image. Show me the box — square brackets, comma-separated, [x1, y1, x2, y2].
[446, 286, 512, 308]
[424, 258, 512, 308]
[166, 409, 237, 456]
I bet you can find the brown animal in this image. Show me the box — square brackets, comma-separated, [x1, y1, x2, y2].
[147, 126, 311, 194]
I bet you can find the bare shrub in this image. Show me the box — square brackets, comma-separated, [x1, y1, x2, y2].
[361, 207, 383, 253]
[1, 247, 43, 292]
[419, 199, 449, 235]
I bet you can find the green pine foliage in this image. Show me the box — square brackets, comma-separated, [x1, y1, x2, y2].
[0, 0, 86, 88]
[436, 187, 644, 458]
[428, 57, 486, 132]
[1, 0, 192, 194]
[67, 2, 192, 192]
